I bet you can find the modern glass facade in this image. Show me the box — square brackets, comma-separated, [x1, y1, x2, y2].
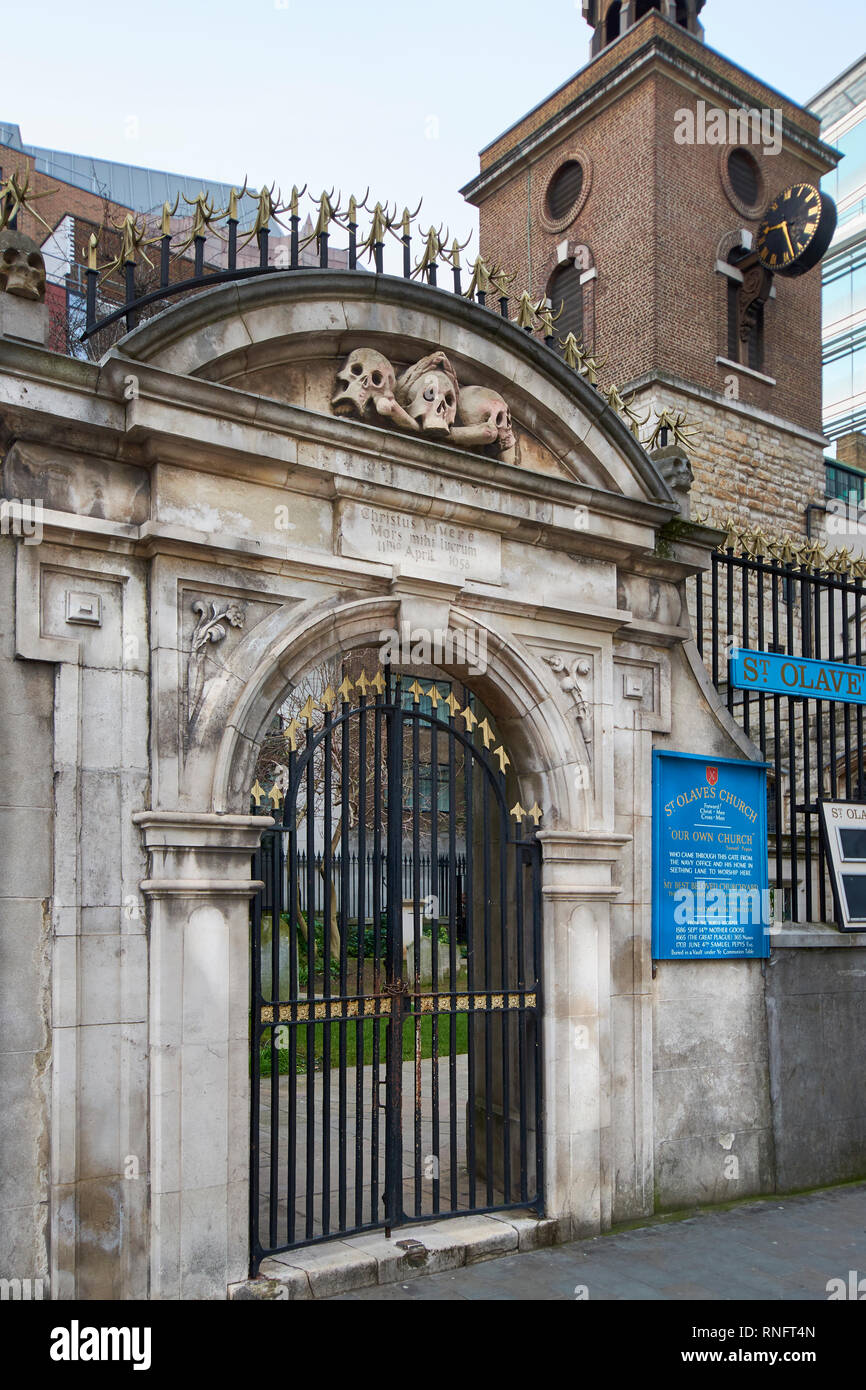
[812, 58, 866, 445]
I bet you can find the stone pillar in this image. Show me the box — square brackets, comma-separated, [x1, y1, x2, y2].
[621, 1, 636, 32]
[537, 828, 630, 1237]
[134, 811, 271, 1299]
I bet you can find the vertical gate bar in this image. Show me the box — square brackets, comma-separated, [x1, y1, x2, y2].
[785, 564, 799, 921]
[355, 692, 368, 1230]
[249, 832, 264, 1269]
[711, 552, 720, 689]
[286, 751, 298, 1248]
[855, 579, 864, 801]
[447, 719, 458, 1211]
[269, 824, 282, 1251]
[800, 565, 814, 922]
[695, 570, 703, 657]
[741, 557, 750, 740]
[726, 550, 735, 714]
[370, 695, 383, 1225]
[464, 712, 477, 1211]
[842, 577, 852, 801]
[814, 570, 827, 922]
[531, 838, 543, 1205]
[515, 832, 529, 1204]
[305, 754, 316, 1239]
[498, 788, 512, 1204]
[828, 575, 839, 798]
[771, 563, 784, 901]
[322, 709, 333, 1236]
[429, 715, 440, 1215]
[412, 712, 422, 1217]
[756, 558, 767, 756]
[338, 708, 351, 1233]
[384, 691, 406, 1234]
[482, 770, 494, 1205]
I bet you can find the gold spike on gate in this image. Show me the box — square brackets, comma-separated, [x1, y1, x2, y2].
[355, 670, 371, 696]
[284, 717, 302, 752]
[319, 685, 337, 712]
[493, 745, 511, 774]
[477, 717, 495, 749]
[527, 803, 544, 826]
[406, 679, 424, 705]
[268, 784, 284, 809]
[250, 779, 266, 807]
[425, 683, 443, 709]
[511, 802, 527, 823]
[460, 704, 478, 731]
[298, 695, 315, 726]
[337, 675, 354, 703]
[443, 690, 461, 718]
[371, 669, 386, 694]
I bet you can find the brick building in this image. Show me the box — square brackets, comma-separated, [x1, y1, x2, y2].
[461, 4, 840, 539]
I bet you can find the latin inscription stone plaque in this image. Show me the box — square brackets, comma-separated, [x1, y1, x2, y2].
[338, 501, 501, 583]
[652, 750, 770, 960]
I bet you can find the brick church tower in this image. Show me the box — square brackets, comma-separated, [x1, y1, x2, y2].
[461, 3, 839, 536]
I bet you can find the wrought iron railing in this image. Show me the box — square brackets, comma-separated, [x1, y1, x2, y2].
[691, 525, 866, 924]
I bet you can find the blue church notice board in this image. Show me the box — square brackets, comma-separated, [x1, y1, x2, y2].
[652, 751, 770, 960]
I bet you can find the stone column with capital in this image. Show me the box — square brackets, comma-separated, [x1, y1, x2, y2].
[134, 811, 272, 1299]
[537, 828, 631, 1237]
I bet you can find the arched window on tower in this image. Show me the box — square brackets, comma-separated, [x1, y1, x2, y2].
[676, 0, 689, 24]
[548, 260, 585, 346]
[606, 1, 622, 42]
[634, 1, 661, 19]
[726, 246, 765, 373]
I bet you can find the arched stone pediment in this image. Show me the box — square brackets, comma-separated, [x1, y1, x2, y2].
[113, 271, 675, 509]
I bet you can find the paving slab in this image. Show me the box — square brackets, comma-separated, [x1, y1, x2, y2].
[323, 1182, 866, 1301]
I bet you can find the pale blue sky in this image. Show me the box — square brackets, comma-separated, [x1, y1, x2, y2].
[4, 0, 866, 253]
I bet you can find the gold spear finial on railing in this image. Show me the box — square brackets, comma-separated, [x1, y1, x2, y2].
[226, 178, 248, 224]
[515, 289, 537, 330]
[160, 194, 179, 237]
[87, 233, 98, 272]
[290, 184, 306, 218]
[0, 169, 57, 235]
[100, 212, 154, 279]
[359, 201, 392, 260]
[413, 224, 447, 278]
[648, 407, 700, 451]
[534, 296, 563, 339]
[465, 254, 495, 299]
[559, 332, 583, 370]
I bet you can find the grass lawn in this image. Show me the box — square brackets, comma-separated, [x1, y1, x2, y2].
[258, 1012, 468, 1077]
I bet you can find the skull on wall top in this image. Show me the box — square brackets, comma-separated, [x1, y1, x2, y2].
[332, 348, 398, 417]
[452, 385, 517, 464]
[396, 352, 459, 437]
[0, 230, 46, 302]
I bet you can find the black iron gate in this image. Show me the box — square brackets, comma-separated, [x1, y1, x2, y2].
[691, 531, 866, 923]
[249, 671, 543, 1270]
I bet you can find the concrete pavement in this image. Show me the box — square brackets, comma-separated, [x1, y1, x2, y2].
[325, 1181, 866, 1300]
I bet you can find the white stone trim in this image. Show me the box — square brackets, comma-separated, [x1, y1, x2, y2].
[714, 356, 778, 387]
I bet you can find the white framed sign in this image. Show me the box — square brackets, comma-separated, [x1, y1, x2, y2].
[819, 801, 866, 932]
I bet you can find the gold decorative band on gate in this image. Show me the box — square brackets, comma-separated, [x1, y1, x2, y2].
[416, 991, 537, 1013]
[260, 997, 393, 1025]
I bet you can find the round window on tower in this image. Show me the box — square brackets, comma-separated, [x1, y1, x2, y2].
[542, 154, 591, 230]
[721, 146, 765, 218]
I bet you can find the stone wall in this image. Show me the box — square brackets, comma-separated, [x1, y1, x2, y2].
[0, 541, 53, 1291]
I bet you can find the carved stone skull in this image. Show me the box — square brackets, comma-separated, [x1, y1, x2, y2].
[452, 385, 517, 463]
[332, 348, 419, 432]
[396, 352, 459, 437]
[0, 231, 46, 302]
[332, 348, 397, 417]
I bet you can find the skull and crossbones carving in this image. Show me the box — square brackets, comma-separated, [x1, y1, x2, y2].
[331, 345, 518, 460]
[451, 385, 517, 464]
[395, 352, 459, 437]
[332, 348, 419, 431]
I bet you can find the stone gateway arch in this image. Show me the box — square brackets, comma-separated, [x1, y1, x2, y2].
[1, 269, 775, 1299]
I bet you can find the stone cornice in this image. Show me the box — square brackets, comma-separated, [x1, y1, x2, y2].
[463, 32, 837, 204]
[621, 369, 829, 448]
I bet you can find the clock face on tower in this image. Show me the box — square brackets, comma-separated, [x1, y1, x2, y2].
[755, 183, 837, 278]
